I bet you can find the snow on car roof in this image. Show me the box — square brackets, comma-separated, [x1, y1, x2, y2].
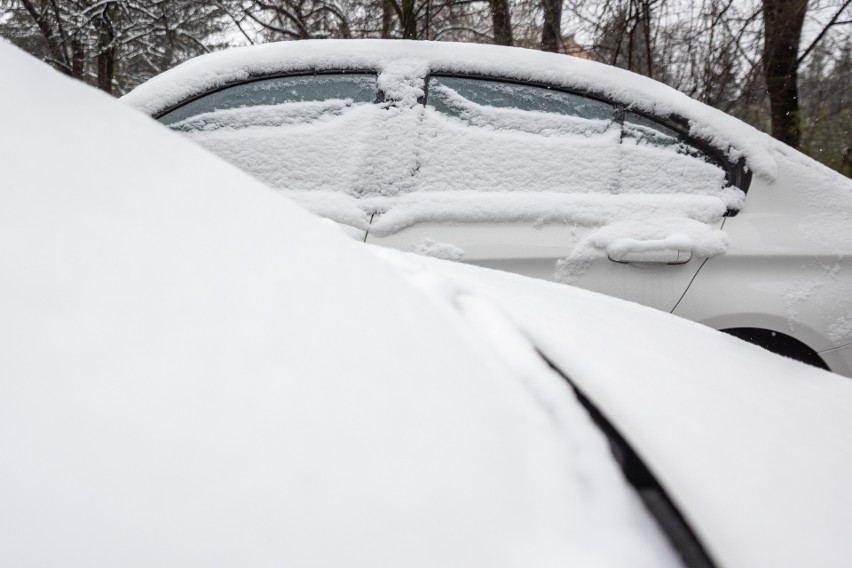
[414, 253, 852, 568]
[125, 39, 781, 179]
[1, 40, 680, 567]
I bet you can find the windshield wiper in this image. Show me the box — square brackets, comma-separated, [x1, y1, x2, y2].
[543, 356, 716, 568]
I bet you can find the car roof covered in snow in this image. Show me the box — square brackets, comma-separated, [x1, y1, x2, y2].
[125, 39, 789, 179]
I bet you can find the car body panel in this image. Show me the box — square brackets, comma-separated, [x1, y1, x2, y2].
[367, 220, 718, 310]
[820, 342, 852, 377]
[675, 155, 852, 355]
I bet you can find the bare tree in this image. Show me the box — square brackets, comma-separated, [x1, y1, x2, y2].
[238, 0, 351, 40]
[761, 0, 852, 148]
[799, 37, 852, 169]
[762, 0, 808, 147]
[1, 0, 229, 94]
[489, 0, 512, 44]
[540, 0, 560, 51]
[238, 0, 494, 42]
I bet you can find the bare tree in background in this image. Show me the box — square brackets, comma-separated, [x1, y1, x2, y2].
[489, 0, 512, 45]
[800, 36, 851, 169]
[572, 0, 661, 78]
[761, 0, 851, 148]
[762, 0, 808, 147]
[540, 0, 560, 51]
[236, 0, 352, 40]
[236, 0, 508, 44]
[1, 0, 228, 94]
[647, 1, 763, 111]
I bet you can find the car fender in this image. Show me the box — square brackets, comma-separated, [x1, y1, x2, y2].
[674, 157, 852, 373]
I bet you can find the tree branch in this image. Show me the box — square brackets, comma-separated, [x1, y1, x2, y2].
[797, 0, 852, 66]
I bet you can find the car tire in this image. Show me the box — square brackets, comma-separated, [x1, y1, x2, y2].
[721, 328, 829, 370]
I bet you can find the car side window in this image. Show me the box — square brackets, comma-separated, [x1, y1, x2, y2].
[418, 76, 621, 194]
[421, 74, 732, 199]
[426, 76, 728, 176]
[427, 75, 614, 122]
[158, 73, 378, 129]
[622, 111, 724, 170]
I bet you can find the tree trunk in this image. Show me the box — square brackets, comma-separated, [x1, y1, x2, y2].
[19, 0, 68, 73]
[400, 0, 417, 39]
[640, 0, 654, 78]
[70, 37, 84, 79]
[490, 0, 513, 46]
[541, 0, 561, 52]
[95, 6, 116, 94]
[382, 0, 394, 38]
[762, 0, 808, 148]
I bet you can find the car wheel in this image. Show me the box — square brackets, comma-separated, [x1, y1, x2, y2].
[722, 328, 829, 370]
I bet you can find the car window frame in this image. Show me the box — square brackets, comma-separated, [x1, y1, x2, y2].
[425, 72, 751, 211]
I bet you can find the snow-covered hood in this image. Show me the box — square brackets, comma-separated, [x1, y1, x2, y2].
[1, 39, 679, 568]
[125, 39, 788, 180]
[414, 253, 852, 568]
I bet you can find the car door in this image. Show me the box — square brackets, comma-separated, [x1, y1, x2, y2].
[365, 75, 741, 311]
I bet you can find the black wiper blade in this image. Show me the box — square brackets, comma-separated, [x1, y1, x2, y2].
[543, 356, 716, 568]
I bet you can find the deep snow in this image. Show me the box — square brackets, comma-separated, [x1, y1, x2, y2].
[1, 40, 681, 568]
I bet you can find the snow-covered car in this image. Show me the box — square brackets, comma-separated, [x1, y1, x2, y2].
[4, 39, 852, 568]
[124, 40, 852, 376]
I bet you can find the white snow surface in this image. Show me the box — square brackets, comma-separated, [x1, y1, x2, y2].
[1, 41, 682, 567]
[412, 253, 852, 568]
[412, 237, 465, 260]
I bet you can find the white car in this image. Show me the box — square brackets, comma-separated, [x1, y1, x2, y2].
[124, 40, 852, 376]
[4, 40, 852, 568]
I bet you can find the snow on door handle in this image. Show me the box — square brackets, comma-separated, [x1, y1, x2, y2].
[606, 241, 693, 265]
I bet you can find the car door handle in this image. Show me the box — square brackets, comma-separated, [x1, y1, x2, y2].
[607, 247, 693, 265]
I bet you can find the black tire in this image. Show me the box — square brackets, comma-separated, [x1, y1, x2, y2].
[722, 328, 829, 370]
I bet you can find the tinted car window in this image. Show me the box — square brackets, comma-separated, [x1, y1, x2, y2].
[155, 73, 380, 195]
[622, 111, 725, 169]
[159, 74, 378, 127]
[427, 76, 614, 121]
[420, 75, 729, 198]
[419, 76, 621, 195]
[618, 110, 728, 196]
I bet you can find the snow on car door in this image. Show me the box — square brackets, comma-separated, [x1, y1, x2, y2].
[365, 75, 740, 311]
